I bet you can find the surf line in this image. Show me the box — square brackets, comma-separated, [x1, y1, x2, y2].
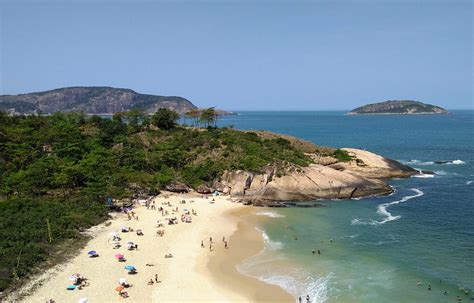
[352, 188, 424, 225]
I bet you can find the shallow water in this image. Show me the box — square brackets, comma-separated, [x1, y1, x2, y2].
[220, 111, 474, 302]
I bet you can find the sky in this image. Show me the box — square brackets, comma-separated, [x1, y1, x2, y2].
[0, 0, 472, 110]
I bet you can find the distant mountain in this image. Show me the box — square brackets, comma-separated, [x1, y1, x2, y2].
[0, 86, 198, 115]
[348, 100, 448, 115]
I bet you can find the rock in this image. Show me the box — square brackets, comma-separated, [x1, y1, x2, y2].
[220, 148, 415, 205]
[165, 182, 189, 193]
[196, 184, 213, 194]
[219, 170, 253, 196]
[333, 148, 417, 178]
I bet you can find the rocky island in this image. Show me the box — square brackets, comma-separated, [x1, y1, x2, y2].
[0, 86, 198, 115]
[348, 100, 448, 115]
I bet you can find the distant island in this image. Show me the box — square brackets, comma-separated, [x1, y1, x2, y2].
[348, 100, 448, 115]
[0, 86, 199, 115]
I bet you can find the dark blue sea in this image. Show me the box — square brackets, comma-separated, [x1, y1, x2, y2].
[217, 111, 473, 302]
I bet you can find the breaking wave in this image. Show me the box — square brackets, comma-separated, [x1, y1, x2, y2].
[260, 272, 332, 303]
[256, 211, 285, 218]
[255, 227, 284, 250]
[403, 159, 465, 165]
[351, 189, 424, 226]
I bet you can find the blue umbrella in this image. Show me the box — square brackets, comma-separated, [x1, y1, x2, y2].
[88, 250, 97, 255]
[67, 284, 77, 290]
[124, 265, 136, 271]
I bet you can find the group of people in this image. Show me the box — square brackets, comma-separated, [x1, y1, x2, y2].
[417, 280, 471, 301]
[201, 236, 229, 251]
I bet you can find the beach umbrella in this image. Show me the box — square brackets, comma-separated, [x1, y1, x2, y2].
[87, 250, 97, 255]
[118, 278, 128, 284]
[78, 298, 88, 303]
[115, 285, 125, 292]
[68, 274, 78, 281]
[115, 253, 124, 259]
[67, 285, 77, 290]
[109, 232, 119, 237]
[127, 241, 134, 245]
[124, 265, 136, 271]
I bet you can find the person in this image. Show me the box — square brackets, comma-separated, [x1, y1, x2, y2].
[318, 249, 321, 255]
[224, 241, 228, 249]
[444, 291, 448, 295]
[312, 249, 315, 254]
[417, 280, 422, 286]
[210, 236, 213, 243]
[329, 239, 333, 243]
[155, 274, 158, 283]
[147, 279, 154, 285]
[222, 236, 225, 242]
[428, 284, 431, 290]
[209, 243, 212, 251]
[306, 294, 310, 302]
[298, 296, 302, 303]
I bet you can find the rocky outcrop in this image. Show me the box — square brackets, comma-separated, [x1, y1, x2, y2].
[330, 148, 417, 179]
[211, 148, 415, 205]
[0, 86, 197, 115]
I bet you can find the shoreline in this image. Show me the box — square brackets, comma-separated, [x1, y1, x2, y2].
[207, 207, 294, 302]
[5, 193, 293, 303]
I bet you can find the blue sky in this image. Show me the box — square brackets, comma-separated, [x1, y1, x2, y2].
[1, 0, 472, 110]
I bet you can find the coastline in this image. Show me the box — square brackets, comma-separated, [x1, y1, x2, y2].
[207, 207, 294, 302]
[5, 193, 292, 303]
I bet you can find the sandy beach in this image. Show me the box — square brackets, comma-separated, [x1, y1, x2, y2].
[8, 192, 292, 303]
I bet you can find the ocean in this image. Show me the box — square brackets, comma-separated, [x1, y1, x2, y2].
[217, 111, 474, 303]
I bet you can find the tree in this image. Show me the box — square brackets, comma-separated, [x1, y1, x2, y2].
[199, 108, 218, 128]
[185, 109, 200, 127]
[151, 108, 180, 130]
[123, 109, 145, 133]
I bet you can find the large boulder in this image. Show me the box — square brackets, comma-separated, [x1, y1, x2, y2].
[196, 184, 213, 194]
[218, 170, 253, 196]
[165, 182, 189, 193]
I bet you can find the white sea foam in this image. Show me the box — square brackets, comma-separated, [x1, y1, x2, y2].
[255, 211, 285, 218]
[258, 272, 332, 303]
[255, 227, 284, 250]
[447, 159, 465, 165]
[402, 159, 465, 165]
[411, 173, 435, 178]
[351, 189, 424, 226]
[404, 159, 435, 165]
[466, 181, 473, 185]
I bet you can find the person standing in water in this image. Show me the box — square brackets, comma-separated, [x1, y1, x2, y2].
[306, 294, 310, 302]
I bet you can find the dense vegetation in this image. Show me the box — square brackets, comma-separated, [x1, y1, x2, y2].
[0, 110, 313, 291]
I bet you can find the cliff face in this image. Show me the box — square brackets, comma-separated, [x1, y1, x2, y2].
[0, 86, 197, 114]
[211, 148, 416, 205]
[348, 100, 448, 115]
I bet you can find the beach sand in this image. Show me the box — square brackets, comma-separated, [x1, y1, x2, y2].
[10, 193, 293, 303]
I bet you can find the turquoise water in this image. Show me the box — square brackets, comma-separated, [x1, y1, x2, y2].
[218, 111, 474, 302]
